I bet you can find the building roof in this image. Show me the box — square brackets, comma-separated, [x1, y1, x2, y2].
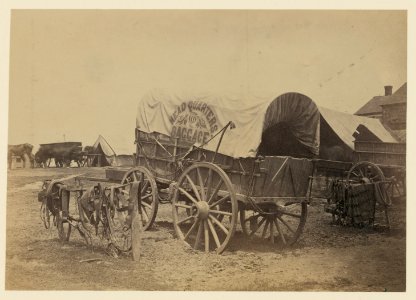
[394, 82, 407, 97]
[355, 95, 385, 115]
[380, 82, 407, 106]
[355, 82, 407, 115]
[390, 129, 406, 142]
[319, 107, 397, 149]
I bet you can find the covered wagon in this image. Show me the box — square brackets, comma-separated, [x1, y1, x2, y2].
[39, 90, 403, 257]
[104, 90, 326, 253]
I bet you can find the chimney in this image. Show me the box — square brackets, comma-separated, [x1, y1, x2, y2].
[384, 85, 393, 96]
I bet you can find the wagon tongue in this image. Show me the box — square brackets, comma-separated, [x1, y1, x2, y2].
[55, 173, 86, 182]
[41, 173, 86, 188]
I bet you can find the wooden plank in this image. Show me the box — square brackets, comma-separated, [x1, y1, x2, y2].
[136, 154, 176, 163]
[130, 181, 143, 262]
[355, 150, 406, 155]
[75, 176, 111, 182]
[138, 139, 192, 150]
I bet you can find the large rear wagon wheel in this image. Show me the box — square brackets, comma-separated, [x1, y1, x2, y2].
[172, 162, 238, 254]
[240, 202, 307, 246]
[121, 167, 158, 231]
[347, 161, 391, 229]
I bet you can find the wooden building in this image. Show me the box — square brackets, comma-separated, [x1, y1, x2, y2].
[355, 83, 407, 142]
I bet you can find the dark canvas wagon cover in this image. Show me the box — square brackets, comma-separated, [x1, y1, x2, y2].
[136, 90, 320, 158]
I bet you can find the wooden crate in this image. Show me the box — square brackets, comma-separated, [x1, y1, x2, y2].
[105, 167, 131, 182]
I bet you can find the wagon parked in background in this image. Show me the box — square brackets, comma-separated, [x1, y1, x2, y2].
[35, 142, 83, 167]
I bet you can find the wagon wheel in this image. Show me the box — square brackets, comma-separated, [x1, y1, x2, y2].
[240, 202, 307, 246]
[40, 201, 52, 229]
[121, 167, 158, 231]
[172, 162, 238, 254]
[44, 181, 71, 241]
[347, 161, 390, 229]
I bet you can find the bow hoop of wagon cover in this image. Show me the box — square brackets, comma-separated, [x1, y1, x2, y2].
[136, 90, 321, 158]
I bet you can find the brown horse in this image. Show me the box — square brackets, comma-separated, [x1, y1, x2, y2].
[8, 143, 34, 169]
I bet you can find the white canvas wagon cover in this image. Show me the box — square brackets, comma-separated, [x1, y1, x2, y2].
[136, 90, 320, 158]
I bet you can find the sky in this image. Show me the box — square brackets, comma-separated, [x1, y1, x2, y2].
[7, 10, 407, 154]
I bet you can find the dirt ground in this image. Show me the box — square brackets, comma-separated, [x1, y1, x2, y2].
[5, 167, 406, 291]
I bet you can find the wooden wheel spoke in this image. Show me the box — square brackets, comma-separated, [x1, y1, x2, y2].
[205, 169, 213, 199]
[141, 208, 149, 222]
[174, 203, 192, 209]
[207, 180, 223, 204]
[244, 214, 260, 226]
[204, 220, 209, 253]
[207, 219, 221, 249]
[209, 209, 232, 216]
[274, 218, 287, 245]
[184, 219, 199, 240]
[185, 175, 202, 202]
[196, 168, 206, 201]
[178, 187, 199, 205]
[193, 220, 203, 249]
[177, 215, 195, 226]
[276, 214, 296, 234]
[141, 193, 152, 200]
[131, 171, 138, 182]
[249, 216, 266, 237]
[270, 220, 275, 243]
[278, 209, 301, 218]
[141, 180, 150, 194]
[261, 219, 270, 239]
[209, 215, 229, 235]
[371, 174, 380, 181]
[141, 201, 152, 210]
[209, 194, 230, 208]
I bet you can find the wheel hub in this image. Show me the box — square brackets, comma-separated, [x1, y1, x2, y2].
[361, 177, 371, 184]
[196, 201, 210, 219]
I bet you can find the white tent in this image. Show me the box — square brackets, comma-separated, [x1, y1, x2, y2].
[91, 135, 134, 167]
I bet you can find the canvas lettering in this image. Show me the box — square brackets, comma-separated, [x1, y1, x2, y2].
[170, 101, 219, 144]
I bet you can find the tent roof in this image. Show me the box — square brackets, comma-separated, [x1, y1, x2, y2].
[319, 106, 397, 149]
[92, 135, 117, 157]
